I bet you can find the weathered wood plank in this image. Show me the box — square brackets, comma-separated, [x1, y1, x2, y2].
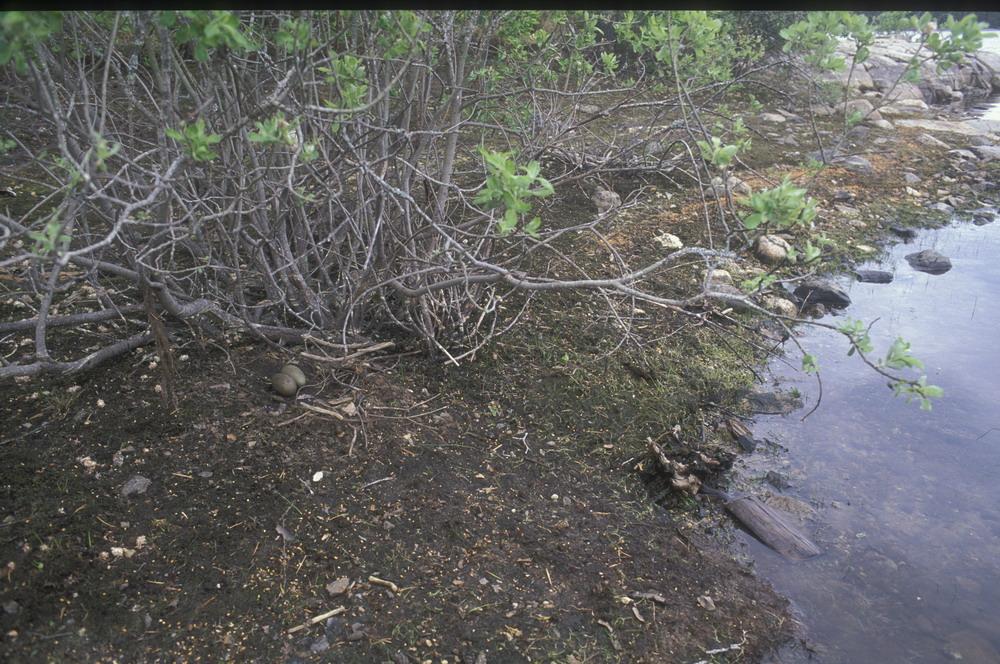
[723, 495, 821, 560]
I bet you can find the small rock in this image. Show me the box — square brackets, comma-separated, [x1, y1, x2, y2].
[928, 201, 954, 214]
[972, 209, 995, 225]
[870, 119, 894, 130]
[805, 303, 827, 318]
[592, 188, 621, 215]
[748, 389, 803, 415]
[761, 296, 798, 318]
[844, 98, 875, 119]
[832, 190, 855, 203]
[653, 232, 683, 250]
[759, 112, 786, 124]
[793, 278, 851, 308]
[835, 204, 860, 218]
[710, 175, 751, 197]
[917, 133, 950, 149]
[889, 226, 917, 240]
[854, 244, 876, 253]
[903, 172, 922, 185]
[754, 235, 791, 265]
[765, 470, 792, 489]
[326, 576, 350, 596]
[706, 269, 733, 287]
[970, 145, 1000, 162]
[346, 622, 367, 641]
[854, 269, 893, 284]
[948, 149, 977, 161]
[881, 99, 929, 116]
[837, 155, 874, 176]
[905, 249, 952, 275]
[3, 601, 19, 615]
[697, 595, 716, 611]
[120, 476, 151, 498]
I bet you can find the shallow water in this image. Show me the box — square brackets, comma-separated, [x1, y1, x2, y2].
[733, 217, 1000, 663]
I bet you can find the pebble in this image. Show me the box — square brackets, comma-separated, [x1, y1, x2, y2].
[120, 475, 151, 498]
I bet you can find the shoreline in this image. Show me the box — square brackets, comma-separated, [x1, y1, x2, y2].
[2, 30, 1000, 663]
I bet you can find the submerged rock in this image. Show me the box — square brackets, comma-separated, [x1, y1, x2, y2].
[747, 389, 803, 415]
[905, 249, 952, 274]
[972, 208, 995, 225]
[854, 269, 893, 284]
[793, 278, 851, 308]
[765, 470, 792, 490]
[889, 225, 917, 240]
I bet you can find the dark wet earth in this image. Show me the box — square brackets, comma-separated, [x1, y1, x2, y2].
[733, 214, 1000, 663]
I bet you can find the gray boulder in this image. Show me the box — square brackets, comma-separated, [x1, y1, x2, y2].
[854, 269, 894, 284]
[793, 278, 852, 309]
[972, 208, 995, 225]
[970, 145, 1000, 162]
[905, 249, 952, 274]
[836, 155, 874, 176]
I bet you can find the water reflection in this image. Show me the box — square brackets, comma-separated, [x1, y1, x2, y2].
[735, 218, 1000, 663]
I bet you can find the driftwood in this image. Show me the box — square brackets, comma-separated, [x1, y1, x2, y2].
[647, 435, 820, 560]
[701, 486, 821, 561]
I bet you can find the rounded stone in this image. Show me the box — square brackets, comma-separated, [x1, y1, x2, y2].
[754, 235, 791, 265]
[762, 296, 798, 318]
[281, 364, 307, 387]
[271, 372, 299, 397]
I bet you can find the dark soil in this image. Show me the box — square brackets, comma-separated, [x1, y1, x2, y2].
[0, 339, 790, 663]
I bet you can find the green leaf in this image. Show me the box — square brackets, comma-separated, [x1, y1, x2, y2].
[743, 212, 763, 230]
[499, 208, 518, 235]
[802, 353, 819, 374]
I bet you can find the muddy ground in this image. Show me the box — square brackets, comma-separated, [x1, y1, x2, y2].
[3, 58, 999, 663]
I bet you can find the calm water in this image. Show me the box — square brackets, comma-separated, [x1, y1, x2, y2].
[733, 217, 1000, 663]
